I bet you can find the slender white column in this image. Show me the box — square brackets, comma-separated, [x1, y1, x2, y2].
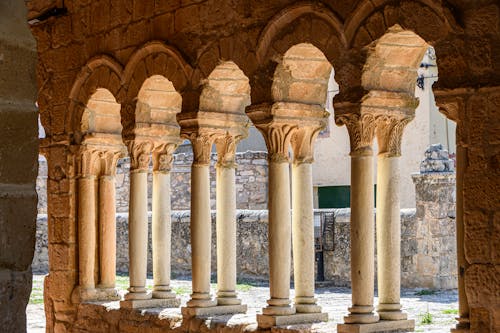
[376, 155, 407, 320]
[263, 160, 295, 315]
[98, 175, 116, 289]
[292, 162, 320, 313]
[79, 175, 97, 291]
[216, 163, 241, 305]
[344, 152, 379, 324]
[152, 170, 175, 299]
[187, 136, 216, 308]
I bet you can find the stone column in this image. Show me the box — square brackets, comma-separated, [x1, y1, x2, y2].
[215, 135, 242, 306]
[186, 134, 217, 308]
[337, 113, 380, 325]
[258, 123, 296, 319]
[151, 144, 178, 302]
[124, 141, 152, 301]
[78, 148, 99, 296]
[98, 151, 121, 291]
[290, 125, 324, 316]
[375, 115, 413, 320]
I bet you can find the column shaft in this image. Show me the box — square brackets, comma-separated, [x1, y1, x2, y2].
[263, 161, 294, 315]
[216, 165, 240, 305]
[79, 176, 97, 290]
[125, 171, 150, 299]
[292, 162, 319, 313]
[376, 156, 406, 320]
[99, 176, 116, 289]
[345, 154, 379, 324]
[152, 172, 175, 298]
[188, 165, 216, 307]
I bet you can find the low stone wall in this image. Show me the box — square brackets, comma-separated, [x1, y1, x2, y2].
[33, 207, 457, 289]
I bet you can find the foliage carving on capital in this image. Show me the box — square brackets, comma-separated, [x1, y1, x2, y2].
[215, 134, 240, 168]
[255, 123, 297, 163]
[187, 132, 217, 167]
[79, 146, 101, 177]
[375, 114, 414, 157]
[335, 113, 375, 156]
[100, 149, 125, 176]
[152, 143, 177, 172]
[127, 140, 153, 171]
[290, 124, 324, 165]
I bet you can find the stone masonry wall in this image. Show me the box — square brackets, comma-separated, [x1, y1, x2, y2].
[37, 151, 267, 214]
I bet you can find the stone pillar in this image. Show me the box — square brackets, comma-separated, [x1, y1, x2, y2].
[151, 143, 180, 307]
[336, 112, 380, 325]
[124, 141, 152, 302]
[254, 122, 296, 326]
[78, 148, 99, 297]
[374, 113, 413, 321]
[290, 125, 326, 319]
[98, 151, 122, 292]
[186, 134, 217, 309]
[215, 135, 242, 306]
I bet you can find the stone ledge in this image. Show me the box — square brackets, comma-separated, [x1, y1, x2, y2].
[181, 304, 248, 318]
[337, 319, 415, 333]
[120, 297, 181, 309]
[257, 312, 328, 328]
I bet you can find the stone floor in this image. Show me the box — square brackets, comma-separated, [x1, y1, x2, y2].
[27, 275, 458, 332]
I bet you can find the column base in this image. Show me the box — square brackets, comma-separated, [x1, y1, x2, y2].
[450, 317, 470, 332]
[77, 286, 121, 302]
[377, 304, 408, 321]
[217, 290, 242, 305]
[181, 304, 247, 318]
[152, 290, 177, 299]
[295, 297, 322, 313]
[257, 312, 328, 328]
[186, 292, 217, 308]
[120, 297, 181, 309]
[345, 306, 380, 324]
[338, 319, 415, 333]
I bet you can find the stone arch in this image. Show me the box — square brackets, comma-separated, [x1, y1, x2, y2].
[251, 2, 346, 105]
[199, 61, 251, 115]
[121, 41, 192, 137]
[344, 0, 460, 48]
[68, 56, 123, 142]
[272, 43, 333, 106]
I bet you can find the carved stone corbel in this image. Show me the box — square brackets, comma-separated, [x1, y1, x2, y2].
[290, 123, 325, 165]
[335, 112, 376, 157]
[374, 114, 414, 157]
[152, 142, 178, 173]
[79, 146, 101, 177]
[256, 122, 297, 163]
[215, 134, 241, 169]
[186, 132, 218, 167]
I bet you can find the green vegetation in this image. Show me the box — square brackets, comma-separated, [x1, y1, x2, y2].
[420, 311, 433, 324]
[29, 278, 44, 305]
[442, 308, 458, 315]
[414, 289, 437, 296]
[236, 283, 252, 292]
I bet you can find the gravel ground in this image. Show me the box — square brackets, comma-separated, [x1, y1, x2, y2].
[27, 274, 458, 332]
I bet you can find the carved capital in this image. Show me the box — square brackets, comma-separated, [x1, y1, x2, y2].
[152, 143, 177, 172]
[215, 134, 241, 168]
[375, 114, 414, 157]
[255, 123, 296, 163]
[127, 140, 153, 171]
[187, 132, 217, 167]
[100, 149, 125, 176]
[335, 113, 376, 157]
[290, 123, 325, 165]
[78, 146, 102, 177]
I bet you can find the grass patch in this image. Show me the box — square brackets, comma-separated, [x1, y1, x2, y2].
[173, 286, 191, 295]
[236, 284, 253, 292]
[442, 309, 458, 315]
[420, 311, 433, 324]
[414, 289, 437, 296]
